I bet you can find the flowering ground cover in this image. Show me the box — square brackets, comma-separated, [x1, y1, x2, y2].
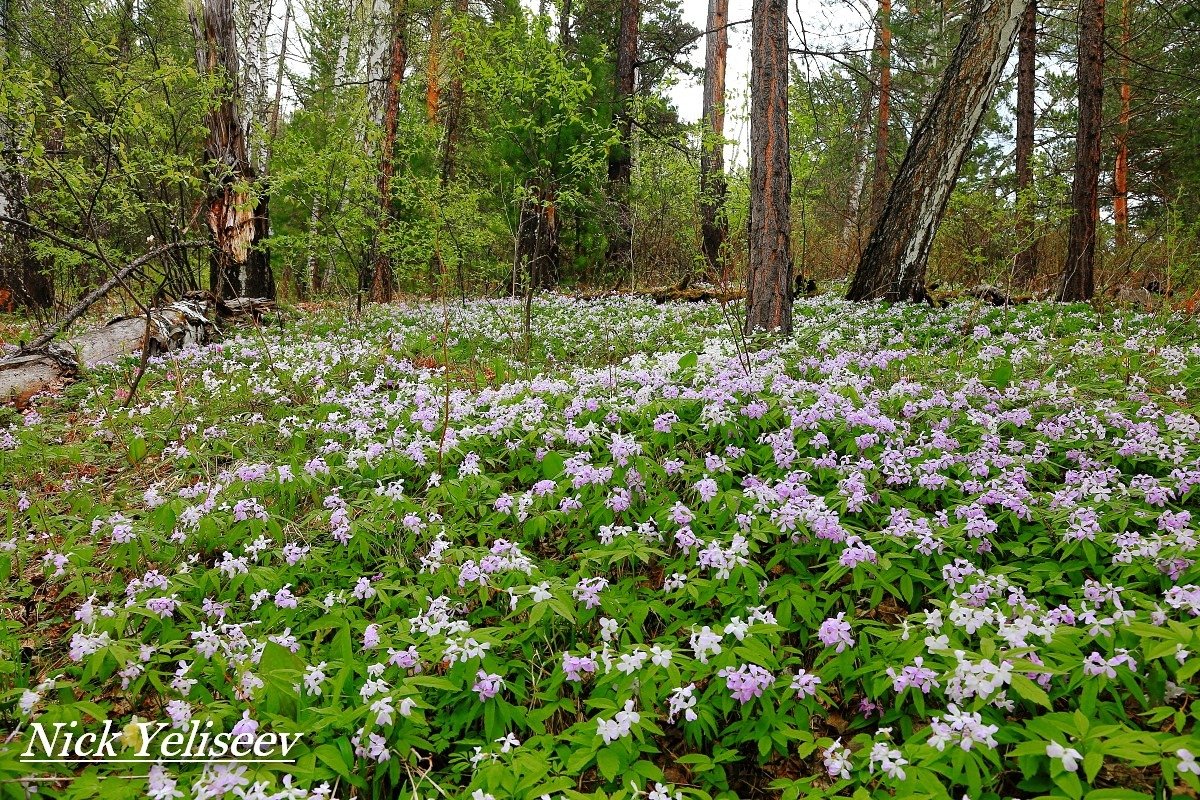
[2, 295, 1200, 800]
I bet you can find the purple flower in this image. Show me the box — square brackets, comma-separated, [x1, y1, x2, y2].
[472, 670, 504, 701]
[818, 613, 855, 653]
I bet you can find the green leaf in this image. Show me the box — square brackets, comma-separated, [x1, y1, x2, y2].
[596, 748, 620, 782]
[1010, 673, 1053, 710]
[541, 451, 564, 479]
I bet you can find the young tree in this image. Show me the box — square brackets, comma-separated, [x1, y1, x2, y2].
[698, 0, 728, 279]
[846, 0, 1027, 302]
[1014, 0, 1037, 286]
[188, 0, 275, 299]
[1058, 0, 1103, 301]
[744, 0, 792, 334]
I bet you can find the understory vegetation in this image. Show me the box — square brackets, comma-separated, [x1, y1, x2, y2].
[2, 296, 1199, 799]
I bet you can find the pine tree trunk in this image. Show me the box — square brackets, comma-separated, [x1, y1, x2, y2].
[0, 0, 52, 310]
[440, 0, 468, 187]
[1013, 0, 1038, 286]
[1058, 0, 1104, 301]
[558, 0, 572, 46]
[699, 0, 729, 280]
[605, 0, 639, 273]
[744, 0, 792, 335]
[846, 0, 1027, 302]
[868, 0, 892, 224]
[372, 0, 407, 303]
[426, 4, 441, 124]
[1113, 0, 1130, 248]
[189, 0, 275, 300]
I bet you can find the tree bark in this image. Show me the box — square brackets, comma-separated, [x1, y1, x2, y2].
[188, 0, 275, 300]
[1, 293, 271, 404]
[426, 4, 441, 124]
[868, 0, 892, 224]
[743, 0, 792, 335]
[699, 0, 729, 281]
[1113, 0, 1130, 248]
[841, 24, 876, 262]
[515, 180, 560, 292]
[604, 0, 639, 273]
[372, 0, 408, 303]
[1013, 0, 1037, 286]
[846, 0, 1027, 302]
[440, 0, 468, 187]
[0, 0, 53, 310]
[1058, 0, 1104, 301]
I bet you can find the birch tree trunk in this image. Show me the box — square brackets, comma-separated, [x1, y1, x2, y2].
[1058, 0, 1104, 301]
[188, 0, 275, 300]
[371, 0, 407, 303]
[846, 0, 1027, 302]
[1013, 0, 1038, 286]
[699, 0, 729, 280]
[841, 25, 876, 260]
[743, 0, 792, 335]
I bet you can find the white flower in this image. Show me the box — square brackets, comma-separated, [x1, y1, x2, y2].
[1046, 740, 1082, 772]
[1178, 749, 1200, 775]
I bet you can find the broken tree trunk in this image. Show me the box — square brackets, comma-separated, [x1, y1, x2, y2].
[0, 292, 274, 404]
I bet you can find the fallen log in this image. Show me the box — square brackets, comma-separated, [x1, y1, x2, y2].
[1, 292, 274, 405]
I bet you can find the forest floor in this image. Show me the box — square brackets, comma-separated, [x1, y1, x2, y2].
[1, 295, 1200, 800]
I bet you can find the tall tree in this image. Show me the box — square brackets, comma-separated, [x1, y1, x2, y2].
[1058, 0, 1104, 301]
[371, 0, 408, 303]
[0, 0, 53, 309]
[846, 0, 1027, 302]
[1113, 0, 1131, 247]
[744, 0, 792, 334]
[841, 24, 876, 262]
[440, 0, 468, 187]
[426, 3, 442, 124]
[868, 0, 892, 224]
[1014, 0, 1037, 286]
[605, 0, 639, 273]
[698, 0, 728, 279]
[188, 0, 275, 299]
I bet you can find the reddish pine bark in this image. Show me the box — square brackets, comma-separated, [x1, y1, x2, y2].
[868, 0, 891, 224]
[1059, 0, 1104, 301]
[743, 0, 792, 335]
